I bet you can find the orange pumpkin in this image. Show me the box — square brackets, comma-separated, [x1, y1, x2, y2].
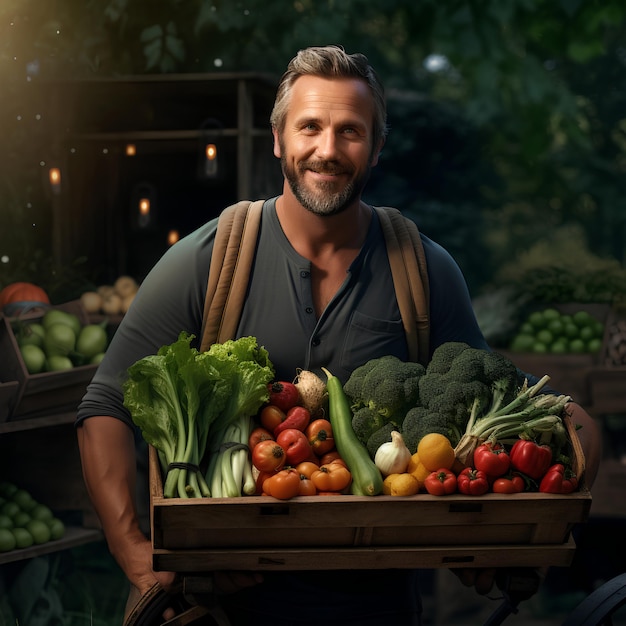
[0, 282, 50, 310]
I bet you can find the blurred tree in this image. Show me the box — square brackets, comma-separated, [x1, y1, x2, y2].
[1, 0, 625, 296]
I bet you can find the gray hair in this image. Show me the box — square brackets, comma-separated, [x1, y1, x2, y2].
[270, 45, 388, 143]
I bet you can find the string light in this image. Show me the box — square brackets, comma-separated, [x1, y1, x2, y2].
[49, 167, 61, 194]
[167, 230, 180, 246]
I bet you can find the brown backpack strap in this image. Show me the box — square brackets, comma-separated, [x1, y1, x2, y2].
[200, 200, 430, 363]
[375, 206, 430, 365]
[200, 200, 264, 352]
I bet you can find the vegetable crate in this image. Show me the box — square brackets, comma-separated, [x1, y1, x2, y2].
[0, 302, 97, 420]
[150, 419, 591, 573]
[0, 381, 19, 423]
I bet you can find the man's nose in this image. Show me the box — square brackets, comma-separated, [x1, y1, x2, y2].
[316, 130, 340, 159]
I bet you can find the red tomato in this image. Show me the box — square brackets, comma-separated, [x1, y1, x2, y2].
[255, 470, 274, 495]
[298, 476, 317, 496]
[306, 418, 335, 456]
[259, 405, 286, 433]
[276, 428, 311, 465]
[248, 426, 274, 450]
[295, 461, 320, 479]
[311, 461, 352, 492]
[492, 475, 525, 494]
[264, 468, 301, 500]
[267, 381, 301, 412]
[251, 439, 286, 473]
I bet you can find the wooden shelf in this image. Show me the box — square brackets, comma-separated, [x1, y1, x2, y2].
[0, 412, 76, 435]
[0, 526, 102, 565]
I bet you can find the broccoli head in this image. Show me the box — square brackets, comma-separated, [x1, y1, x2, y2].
[414, 343, 523, 446]
[426, 342, 472, 375]
[481, 350, 525, 413]
[343, 358, 382, 410]
[351, 406, 387, 447]
[425, 379, 490, 445]
[401, 406, 451, 454]
[344, 355, 425, 420]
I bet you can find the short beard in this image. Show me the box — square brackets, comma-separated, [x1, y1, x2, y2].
[280, 152, 370, 217]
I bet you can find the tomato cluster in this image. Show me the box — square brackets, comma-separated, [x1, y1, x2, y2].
[422, 440, 579, 497]
[249, 381, 351, 500]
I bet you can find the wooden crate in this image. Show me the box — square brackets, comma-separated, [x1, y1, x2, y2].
[150, 418, 591, 573]
[0, 381, 20, 422]
[0, 302, 98, 419]
[587, 367, 626, 415]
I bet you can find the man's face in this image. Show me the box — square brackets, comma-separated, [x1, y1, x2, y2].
[273, 75, 382, 216]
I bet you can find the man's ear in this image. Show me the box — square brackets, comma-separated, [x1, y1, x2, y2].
[272, 128, 281, 158]
[370, 137, 385, 167]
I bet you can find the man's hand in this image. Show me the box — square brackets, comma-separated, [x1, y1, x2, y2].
[213, 570, 264, 594]
[452, 568, 497, 595]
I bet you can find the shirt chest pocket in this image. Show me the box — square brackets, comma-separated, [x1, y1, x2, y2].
[340, 310, 408, 373]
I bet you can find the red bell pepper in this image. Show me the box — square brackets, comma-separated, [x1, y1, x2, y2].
[457, 467, 489, 496]
[539, 463, 579, 494]
[509, 439, 552, 479]
[424, 468, 458, 496]
[273, 405, 311, 436]
[473, 442, 510, 478]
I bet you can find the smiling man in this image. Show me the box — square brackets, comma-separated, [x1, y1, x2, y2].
[76, 45, 601, 626]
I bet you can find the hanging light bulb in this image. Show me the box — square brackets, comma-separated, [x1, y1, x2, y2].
[203, 143, 218, 178]
[167, 229, 180, 246]
[131, 182, 157, 230]
[49, 167, 61, 194]
[198, 118, 222, 181]
[125, 144, 137, 156]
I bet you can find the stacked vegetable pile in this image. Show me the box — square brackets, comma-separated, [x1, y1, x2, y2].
[508, 306, 604, 355]
[79, 275, 139, 316]
[12, 308, 110, 374]
[0, 482, 65, 553]
[370, 430, 580, 497]
[126, 336, 581, 502]
[343, 343, 579, 497]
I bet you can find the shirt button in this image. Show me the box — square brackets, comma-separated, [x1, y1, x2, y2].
[300, 270, 310, 278]
[311, 337, 320, 347]
[305, 307, 314, 315]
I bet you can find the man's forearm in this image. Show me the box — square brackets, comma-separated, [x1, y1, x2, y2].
[77, 417, 145, 565]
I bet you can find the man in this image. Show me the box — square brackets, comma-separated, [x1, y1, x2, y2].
[76, 45, 600, 625]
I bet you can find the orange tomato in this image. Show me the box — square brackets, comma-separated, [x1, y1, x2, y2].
[311, 461, 352, 493]
[306, 419, 335, 456]
[298, 476, 317, 496]
[259, 404, 286, 433]
[264, 468, 301, 500]
[296, 461, 320, 479]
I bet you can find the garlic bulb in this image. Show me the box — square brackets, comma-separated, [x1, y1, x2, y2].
[374, 431, 412, 476]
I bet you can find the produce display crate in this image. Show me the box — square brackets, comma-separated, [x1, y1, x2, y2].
[150, 417, 591, 573]
[0, 301, 98, 420]
[587, 367, 626, 415]
[500, 350, 594, 406]
[0, 381, 20, 423]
